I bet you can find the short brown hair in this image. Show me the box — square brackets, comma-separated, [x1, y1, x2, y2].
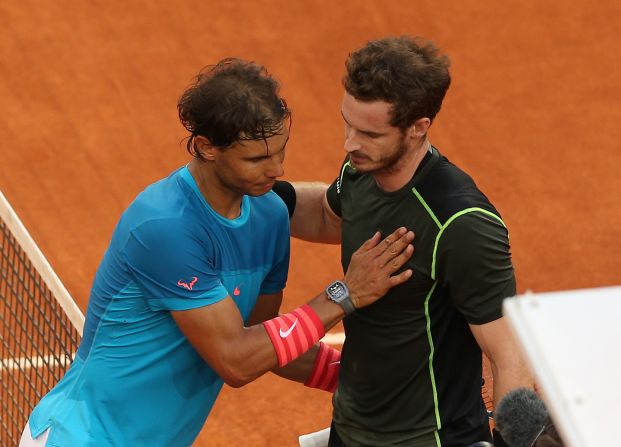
[343, 36, 451, 129]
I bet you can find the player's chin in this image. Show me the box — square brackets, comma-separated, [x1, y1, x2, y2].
[349, 159, 375, 173]
[247, 181, 275, 196]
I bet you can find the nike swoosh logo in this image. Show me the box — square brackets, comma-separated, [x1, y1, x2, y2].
[279, 318, 298, 338]
[328, 361, 340, 367]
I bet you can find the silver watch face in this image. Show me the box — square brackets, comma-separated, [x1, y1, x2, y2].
[327, 282, 347, 300]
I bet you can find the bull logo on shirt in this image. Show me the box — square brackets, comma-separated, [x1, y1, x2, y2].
[177, 277, 198, 291]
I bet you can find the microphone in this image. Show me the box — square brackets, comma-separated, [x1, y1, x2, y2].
[494, 388, 548, 447]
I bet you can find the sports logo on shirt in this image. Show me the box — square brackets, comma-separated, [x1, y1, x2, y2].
[177, 276, 198, 290]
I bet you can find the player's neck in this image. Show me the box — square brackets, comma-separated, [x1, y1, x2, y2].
[188, 161, 243, 219]
[374, 138, 430, 192]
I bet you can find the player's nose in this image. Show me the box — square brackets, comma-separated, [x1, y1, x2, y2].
[344, 132, 362, 152]
[266, 159, 284, 179]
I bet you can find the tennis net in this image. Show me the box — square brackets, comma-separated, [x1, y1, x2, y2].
[0, 190, 84, 445]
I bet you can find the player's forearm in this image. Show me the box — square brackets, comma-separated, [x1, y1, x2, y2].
[224, 292, 345, 388]
[289, 182, 341, 244]
[470, 317, 536, 408]
[221, 324, 288, 387]
[490, 356, 535, 409]
[272, 345, 319, 383]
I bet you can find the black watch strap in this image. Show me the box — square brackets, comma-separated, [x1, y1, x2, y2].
[338, 293, 356, 315]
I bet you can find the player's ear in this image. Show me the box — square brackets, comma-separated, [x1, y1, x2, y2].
[406, 117, 431, 139]
[193, 136, 218, 161]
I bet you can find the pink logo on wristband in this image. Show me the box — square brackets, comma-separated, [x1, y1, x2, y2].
[279, 318, 298, 338]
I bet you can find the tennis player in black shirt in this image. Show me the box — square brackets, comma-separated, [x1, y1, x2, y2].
[275, 36, 534, 447]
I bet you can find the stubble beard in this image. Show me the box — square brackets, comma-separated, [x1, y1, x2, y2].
[353, 136, 410, 176]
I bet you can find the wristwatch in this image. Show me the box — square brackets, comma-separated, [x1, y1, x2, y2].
[325, 280, 356, 315]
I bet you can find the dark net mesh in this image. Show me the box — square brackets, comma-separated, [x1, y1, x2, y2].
[0, 217, 81, 445]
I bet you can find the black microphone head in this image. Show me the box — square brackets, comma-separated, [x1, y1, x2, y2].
[495, 388, 548, 447]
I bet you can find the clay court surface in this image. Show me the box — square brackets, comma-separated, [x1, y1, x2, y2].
[1, 1, 620, 445]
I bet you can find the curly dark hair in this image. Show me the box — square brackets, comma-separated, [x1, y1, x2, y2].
[343, 36, 451, 130]
[178, 58, 290, 159]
